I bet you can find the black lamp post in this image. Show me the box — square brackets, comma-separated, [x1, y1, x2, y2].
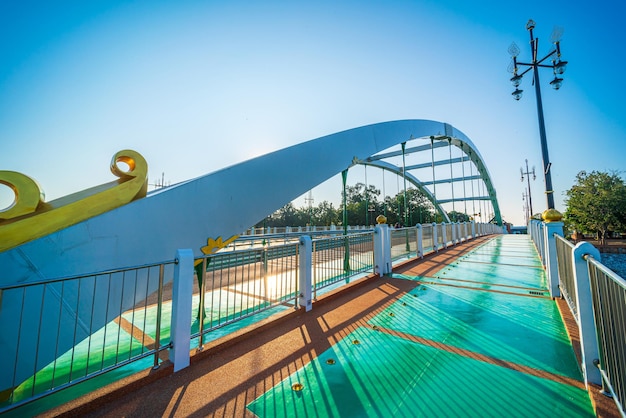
[509, 19, 567, 210]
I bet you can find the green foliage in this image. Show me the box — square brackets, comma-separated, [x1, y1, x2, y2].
[447, 210, 471, 222]
[564, 170, 626, 242]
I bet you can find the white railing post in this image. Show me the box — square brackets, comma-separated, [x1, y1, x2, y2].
[416, 224, 423, 258]
[171, 249, 194, 372]
[471, 221, 476, 238]
[543, 220, 563, 298]
[374, 223, 392, 276]
[572, 242, 602, 387]
[298, 236, 313, 312]
[442, 223, 448, 249]
[451, 222, 457, 245]
[432, 223, 439, 252]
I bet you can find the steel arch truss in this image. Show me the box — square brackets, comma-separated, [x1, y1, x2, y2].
[352, 133, 502, 226]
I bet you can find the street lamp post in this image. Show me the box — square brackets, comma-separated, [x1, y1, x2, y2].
[509, 19, 568, 210]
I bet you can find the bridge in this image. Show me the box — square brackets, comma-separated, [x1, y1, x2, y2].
[0, 120, 623, 416]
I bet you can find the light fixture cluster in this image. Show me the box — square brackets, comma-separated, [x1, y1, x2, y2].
[508, 19, 568, 101]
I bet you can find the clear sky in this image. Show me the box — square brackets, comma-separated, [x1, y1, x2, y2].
[1, 0, 624, 226]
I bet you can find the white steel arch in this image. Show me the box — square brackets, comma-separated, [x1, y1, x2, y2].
[2, 119, 501, 283]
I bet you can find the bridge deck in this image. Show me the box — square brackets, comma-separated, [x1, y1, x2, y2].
[40, 235, 612, 416]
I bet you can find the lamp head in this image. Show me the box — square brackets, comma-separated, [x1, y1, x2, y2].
[555, 60, 568, 74]
[510, 74, 523, 87]
[550, 77, 563, 90]
[512, 88, 523, 100]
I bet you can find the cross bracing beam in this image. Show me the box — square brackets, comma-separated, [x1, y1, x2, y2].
[420, 174, 482, 186]
[436, 196, 492, 204]
[405, 156, 469, 171]
[366, 141, 448, 161]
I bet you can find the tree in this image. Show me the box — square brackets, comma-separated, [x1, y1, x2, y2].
[447, 210, 471, 222]
[385, 188, 436, 226]
[314, 200, 340, 226]
[564, 170, 626, 245]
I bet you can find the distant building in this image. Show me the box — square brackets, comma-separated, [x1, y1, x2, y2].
[510, 226, 527, 234]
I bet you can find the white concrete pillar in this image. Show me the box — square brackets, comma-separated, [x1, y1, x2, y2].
[543, 221, 563, 298]
[416, 224, 423, 258]
[374, 224, 392, 276]
[572, 242, 602, 387]
[451, 222, 457, 245]
[441, 222, 448, 248]
[298, 236, 313, 312]
[170, 249, 194, 372]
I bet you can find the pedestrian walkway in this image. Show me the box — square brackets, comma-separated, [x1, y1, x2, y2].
[45, 235, 603, 417]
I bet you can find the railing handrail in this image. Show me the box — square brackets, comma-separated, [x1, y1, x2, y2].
[554, 233, 575, 249]
[0, 259, 177, 291]
[587, 255, 626, 290]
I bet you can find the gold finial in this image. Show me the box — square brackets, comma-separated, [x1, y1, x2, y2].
[0, 150, 148, 252]
[376, 214, 387, 224]
[542, 208, 563, 222]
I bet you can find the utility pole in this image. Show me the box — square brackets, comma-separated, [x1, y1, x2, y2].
[305, 190, 314, 227]
[520, 159, 536, 218]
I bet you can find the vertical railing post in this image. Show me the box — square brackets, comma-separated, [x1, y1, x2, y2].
[471, 220, 476, 239]
[298, 236, 312, 312]
[572, 242, 602, 387]
[171, 249, 194, 372]
[416, 224, 423, 258]
[432, 222, 438, 252]
[441, 223, 448, 249]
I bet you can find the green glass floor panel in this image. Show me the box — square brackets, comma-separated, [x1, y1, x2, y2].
[434, 262, 547, 289]
[247, 327, 594, 417]
[376, 284, 580, 380]
[456, 253, 543, 268]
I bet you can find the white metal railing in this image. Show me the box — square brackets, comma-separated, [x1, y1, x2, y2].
[531, 219, 625, 416]
[588, 257, 626, 417]
[0, 221, 501, 413]
[0, 261, 177, 411]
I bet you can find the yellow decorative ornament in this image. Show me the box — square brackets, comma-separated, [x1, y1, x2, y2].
[376, 214, 387, 224]
[194, 235, 239, 266]
[541, 208, 563, 223]
[0, 150, 148, 252]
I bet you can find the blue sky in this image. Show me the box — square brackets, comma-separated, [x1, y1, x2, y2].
[1, 0, 624, 226]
